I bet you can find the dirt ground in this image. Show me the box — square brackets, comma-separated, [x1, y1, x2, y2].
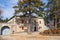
[0, 33, 60, 40]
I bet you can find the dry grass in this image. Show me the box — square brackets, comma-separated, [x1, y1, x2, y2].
[0, 34, 60, 40]
[40, 28, 60, 36]
[0, 28, 60, 40]
[0, 36, 3, 40]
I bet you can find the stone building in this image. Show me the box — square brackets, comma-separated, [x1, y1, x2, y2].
[0, 14, 48, 35]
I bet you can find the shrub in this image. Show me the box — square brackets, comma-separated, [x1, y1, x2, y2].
[42, 28, 60, 34]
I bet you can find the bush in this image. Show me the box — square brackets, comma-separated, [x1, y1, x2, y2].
[42, 28, 60, 34]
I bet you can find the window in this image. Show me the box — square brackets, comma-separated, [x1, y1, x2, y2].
[40, 21, 41, 24]
[21, 20, 24, 23]
[22, 27, 24, 30]
[39, 27, 42, 29]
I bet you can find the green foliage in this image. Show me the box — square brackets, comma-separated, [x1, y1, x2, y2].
[47, 0, 60, 28]
[13, 0, 44, 16]
[47, 0, 60, 18]
[0, 18, 9, 23]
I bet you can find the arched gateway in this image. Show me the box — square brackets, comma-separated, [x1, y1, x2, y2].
[1, 26, 11, 35]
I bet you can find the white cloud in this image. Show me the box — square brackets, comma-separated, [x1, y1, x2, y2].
[0, 0, 18, 19]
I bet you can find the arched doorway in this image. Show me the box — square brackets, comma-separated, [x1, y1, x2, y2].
[34, 26, 37, 31]
[1, 26, 11, 35]
[30, 20, 38, 32]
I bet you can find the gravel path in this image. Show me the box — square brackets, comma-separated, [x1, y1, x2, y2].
[0, 33, 60, 40]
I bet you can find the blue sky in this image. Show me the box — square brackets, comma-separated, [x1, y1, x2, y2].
[0, 0, 48, 19]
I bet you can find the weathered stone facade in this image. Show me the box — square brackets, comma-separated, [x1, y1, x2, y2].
[0, 16, 48, 35]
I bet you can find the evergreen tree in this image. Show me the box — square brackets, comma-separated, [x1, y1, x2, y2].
[13, 0, 44, 17]
[13, 0, 44, 33]
[4, 18, 9, 22]
[47, 0, 60, 28]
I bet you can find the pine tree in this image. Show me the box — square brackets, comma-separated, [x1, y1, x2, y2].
[13, 0, 44, 17]
[13, 0, 44, 33]
[47, 0, 60, 28]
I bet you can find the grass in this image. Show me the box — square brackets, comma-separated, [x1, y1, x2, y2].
[40, 28, 60, 36]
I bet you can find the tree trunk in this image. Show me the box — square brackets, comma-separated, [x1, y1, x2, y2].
[27, 24, 31, 34]
[27, 16, 31, 34]
[54, 18, 57, 29]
